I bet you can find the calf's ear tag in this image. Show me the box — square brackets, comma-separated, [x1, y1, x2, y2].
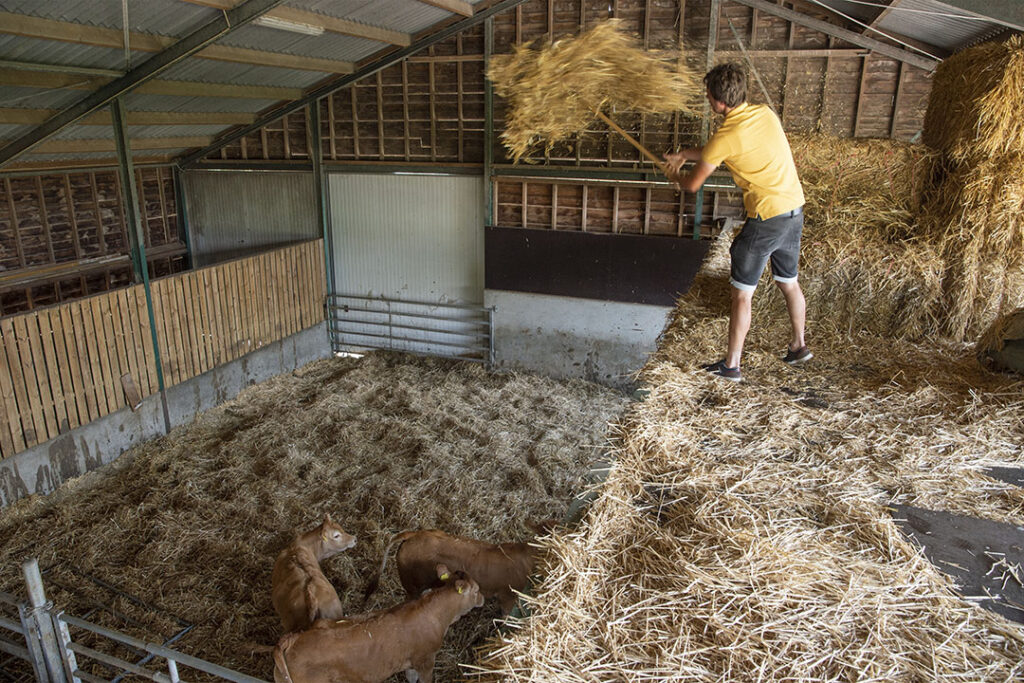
[457, 586, 464, 594]
[440, 572, 450, 581]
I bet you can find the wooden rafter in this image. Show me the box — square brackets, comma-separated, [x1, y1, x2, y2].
[0, 69, 303, 100]
[0, 137, 212, 154]
[0, 109, 256, 126]
[178, 0, 412, 45]
[0, 11, 353, 73]
[412, 0, 474, 17]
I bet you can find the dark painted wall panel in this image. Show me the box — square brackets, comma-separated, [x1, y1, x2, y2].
[485, 226, 709, 306]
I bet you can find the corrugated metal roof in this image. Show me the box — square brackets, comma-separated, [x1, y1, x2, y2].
[815, 0, 1008, 53]
[0, 87, 87, 110]
[297, 0, 451, 35]
[0, 35, 130, 72]
[160, 59, 329, 89]
[216, 22, 387, 60]
[874, 0, 1001, 52]
[121, 93, 281, 113]
[50, 124, 229, 141]
[0, 0, 211, 38]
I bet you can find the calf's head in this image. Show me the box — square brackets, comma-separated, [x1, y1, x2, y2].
[318, 514, 356, 556]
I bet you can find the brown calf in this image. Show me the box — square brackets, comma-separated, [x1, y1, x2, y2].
[271, 514, 356, 633]
[365, 527, 548, 613]
[272, 568, 483, 683]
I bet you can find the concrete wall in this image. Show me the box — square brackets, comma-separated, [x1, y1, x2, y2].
[0, 323, 330, 509]
[486, 289, 672, 390]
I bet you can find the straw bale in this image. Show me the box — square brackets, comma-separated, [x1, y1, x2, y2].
[488, 20, 703, 162]
[923, 36, 1024, 164]
[0, 352, 627, 682]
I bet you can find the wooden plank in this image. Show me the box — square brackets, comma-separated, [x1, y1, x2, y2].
[40, 309, 74, 431]
[296, 244, 310, 330]
[197, 271, 215, 374]
[853, 54, 870, 137]
[612, 186, 620, 234]
[248, 256, 262, 349]
[550, 184, 558, 230]
[5, 177, 26, 267]
[115, 287, 143, 399]
[181, 273, 203, 376]
[154, 280, 177, 386]
[350, 87, 360, 158]
[133, 285, 158, 395]
[376, 71, 386, 160]
[92, 295, 119, 414]
[271, 250, 285, 339]
[411, 0, 472, 16]
[240, 258, 256, 354]
[890, 60, 906, 138]
[191, 271, 211, 374]
[170, 278, 192, 381]
[34, 176, 57, 266]
[227, 260, 245, 359]
[207, 267, 227, 365]
[643, 187, 651, 235]
[26, 313, 60, 438]
[106, 290, 131, 390]
[55, 305, 86, 428]
[429, 61, 437, 162]
[13, 315, 50, 445]
[581, 185, 588, 232]
[67, 301, 100, 422]
[0, 322, 27, 453]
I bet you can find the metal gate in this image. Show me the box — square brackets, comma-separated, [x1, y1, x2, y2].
[0, 560, 267, 683]
[328, 294, 494, 364]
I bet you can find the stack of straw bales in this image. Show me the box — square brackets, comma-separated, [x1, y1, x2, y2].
[488, 20, 702, 162]
[920, 36, 1024, 341]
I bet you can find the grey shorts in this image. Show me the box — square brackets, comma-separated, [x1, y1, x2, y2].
[730, 207, 804, 292]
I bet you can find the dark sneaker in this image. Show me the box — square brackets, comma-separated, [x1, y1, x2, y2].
[783, 346, 813, 365]
[702, 360, 742, 382]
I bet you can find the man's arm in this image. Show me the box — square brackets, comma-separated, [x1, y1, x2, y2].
[675, 160, 717, 193]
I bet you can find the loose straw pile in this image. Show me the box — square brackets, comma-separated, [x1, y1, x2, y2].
[471, 248, 1024, 681]
[488, 20, 702, 163]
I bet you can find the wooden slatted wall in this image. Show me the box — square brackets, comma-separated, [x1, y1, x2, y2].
[0, 239, 325, 459]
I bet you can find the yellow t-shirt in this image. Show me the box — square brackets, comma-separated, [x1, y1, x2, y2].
[701, 102, 805, 220]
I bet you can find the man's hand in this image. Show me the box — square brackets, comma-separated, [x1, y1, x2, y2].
[663, 151, 688, 175]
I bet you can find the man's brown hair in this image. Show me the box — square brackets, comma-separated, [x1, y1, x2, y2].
[704, 63, 747, 108]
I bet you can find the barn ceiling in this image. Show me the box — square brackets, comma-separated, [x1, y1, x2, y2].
[0, 0, 1021, 174]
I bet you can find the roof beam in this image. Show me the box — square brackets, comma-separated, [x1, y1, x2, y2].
[0, 137, 213, 154]
[0, 0, 285, 169]
[863, 0, 902, 31]
[0, 68, 304, 99]
[0, 108, 257, 126]
[180, 0, 530, 167]
[729, 0, 938, 70]
[412, 0, 474, 16]
[1, 156, 175, 175]
[0, 11, 353, 73]
[179, 0, 412, 46]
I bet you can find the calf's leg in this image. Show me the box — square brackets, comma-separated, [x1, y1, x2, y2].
[407, 655, 436, 683]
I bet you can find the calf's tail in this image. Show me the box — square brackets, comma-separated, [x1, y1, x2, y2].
[361, 530, 419, 603]
[272, 633, 299, 683]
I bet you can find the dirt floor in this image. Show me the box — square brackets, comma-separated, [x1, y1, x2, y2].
[0, 351, 629, 682]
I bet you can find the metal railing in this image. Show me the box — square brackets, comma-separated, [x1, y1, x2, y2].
[0, 560, 268, 683]
[328, 293, 494, 365]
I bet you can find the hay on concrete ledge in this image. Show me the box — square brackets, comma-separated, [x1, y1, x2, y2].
[488, 20, 702, 162]
[0, 352, 628, 682]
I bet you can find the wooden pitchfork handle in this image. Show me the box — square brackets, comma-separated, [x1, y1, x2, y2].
[595, 110, 669, 175]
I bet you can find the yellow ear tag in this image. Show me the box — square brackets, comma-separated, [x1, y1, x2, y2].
[457, 586, 463, 594]
[440, 572, 450, 581]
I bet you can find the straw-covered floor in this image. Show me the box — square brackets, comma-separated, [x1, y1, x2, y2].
[0, 353, 628, 682]
[469, 38, 1024, 683]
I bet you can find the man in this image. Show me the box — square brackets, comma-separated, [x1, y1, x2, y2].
[664, 62, 811, 383]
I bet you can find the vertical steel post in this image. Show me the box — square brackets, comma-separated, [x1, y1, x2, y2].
[20, 559, 66, 683]
[172, 166, 193, 270]
[51, 611, 81, 683]
[696, 0, 720, 240]
[113, 98, 171, 433]
[483, 17, 495, 225]
[307, 101, 335, 350]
